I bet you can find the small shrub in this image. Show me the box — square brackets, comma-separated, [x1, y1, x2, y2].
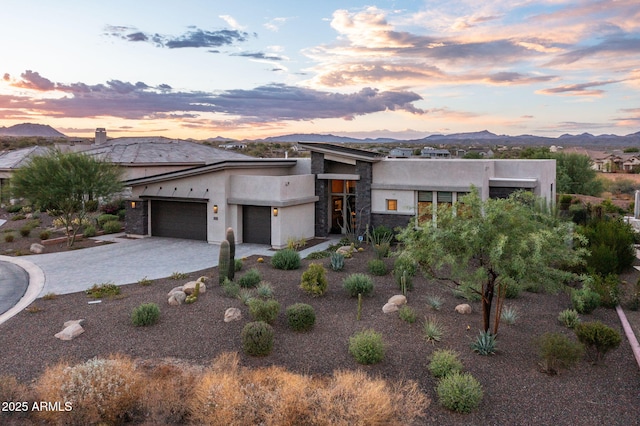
[131, 303, 160, 326]
[367, 259, 388, 276]
[19, 226, 30, 237]
[39, 230, 51, 240]
[349, 329, 385, 365]
[427, 295, 443, 310]
[500, 306, 518, 325]
[10, 213, 26, 221]
[330, 252, 345, 271]
[256, 281, 274, 299]
[234, 258, 243, 272]
[471, 330, 497, 355]
[97, 213, 119, 227]
[238, 288, 254, 305]
[271, 248, 301, 270]
[423, 316, 444, 344]
[82, 225, 97, 238]
[222, 279, 240, 298]
[398, 305, 417, 323]
[242, 321, 274, 356]
[4, 233, 15, 243]
[373, 242, 390, 259]
[393, 257, 417, 291]
[343, 273, 374, 297]
[238, 268, 262, 288]
[306, 250, 331, 260]
[247, 298, 281, 324]
[571, 283, 601, 314]
[300, 263, 328, 296]
[102, 220, 122, 234]
[6, 204, 24, 213]
[429, 349, 464, 379]
[85, 282, 120, 299]
[170, 271, 188, 280]
[574, 321, 622, 364]
[591, 273, 621, 309]
[504, 281, 521, 299]
[42, 292, 57, 300]
[436, 372, 483, 413]
[137, 276, 152, 286]
[535, 332, 584, 375]
[286, 303, 316, 331]
[558, 309, 581, 329]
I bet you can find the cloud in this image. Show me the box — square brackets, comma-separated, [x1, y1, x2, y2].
[264, 17, 292, 32]
[547, 36, 640, 66]
[1, 72, 424, 122]
[219, 15, 246, 30]
[537, 79, 624, 96]
[231, 52, 284, 61]
[105, 25, 250, 49]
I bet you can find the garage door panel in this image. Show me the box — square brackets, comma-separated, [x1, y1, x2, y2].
[151, 200, 207, 241]
[243, 206, 271, 245]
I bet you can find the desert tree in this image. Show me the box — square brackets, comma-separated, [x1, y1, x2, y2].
[11, 150, 123, 246]
[396, 189, 587, 336]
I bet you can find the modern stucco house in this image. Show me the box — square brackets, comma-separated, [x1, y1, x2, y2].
[124, 142, 556, 248]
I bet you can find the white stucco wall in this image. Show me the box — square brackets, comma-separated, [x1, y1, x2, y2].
[271, 203, 316, 249]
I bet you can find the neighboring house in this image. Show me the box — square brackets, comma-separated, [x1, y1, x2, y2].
[125, 142, 556, 248]
[388, 147, 414, 158]
[219, 142, 247, 150]
[0, 146, 52, 202]
[420, 147, 451, 158]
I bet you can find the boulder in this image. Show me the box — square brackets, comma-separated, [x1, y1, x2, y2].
[455, 304, 472, 314]
[167, 286, 184, 297]
[382, 303, 399, 314]
[388, 295, 407, 306]
[197, 276, 208, 283]
[30, 243, 45, 254]
[168, 291, 187, 305]
[183, 281, 206, 295]
[63, 319, 85, 328]
[336, 245, 354, 257]
[224, 307, 242, 322]
[55, 323, 84, 341]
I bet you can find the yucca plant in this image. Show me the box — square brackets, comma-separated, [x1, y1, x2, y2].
[471, 330, 497, 355]
[423, 316, 444, 344]
[427, 295, 443, 310]
[500, 306, 518, 325]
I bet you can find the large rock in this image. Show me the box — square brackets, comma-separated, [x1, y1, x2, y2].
[336, 244, 354, 258]
[455, 304, 472, 314]
[168, 291, 187, 306]
[167, 286, 184, 297]
[224, 307, 242, 322]
[183, 281, 206, 295]
[55, 323, 84, 340]
[382, 303, 399, 314]
[30, 243, 45, 254]
[388, 295, 407, 306]
[63, 319, 85, 328]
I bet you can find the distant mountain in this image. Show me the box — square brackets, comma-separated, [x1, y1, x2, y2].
[0, 123, 66, 138]
[425, 130, 500, 140]
[260, 133, 399, 143]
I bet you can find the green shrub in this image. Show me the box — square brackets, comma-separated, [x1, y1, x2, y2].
[97, 213, 119, 227]
[137, 276, 152, 286]
[19, 226, 30, 237]
[436, 372, 483, 413]
[300, 263, 328, 296]
[504, 281, 521, 299]
[234, 258, 243, 272]
[256, 281, 274, 299]
[85, 282, 120, 299]
[131, 303, 160, 326]
[306, 250, 331, 260]
[222, 279, 240, 298]
[170, 271, 188, 280]
[330, 252, 345, 271]
[557, 309, 581, 329]
[427, 295, 443, 310]
[4, 233, 15, 243]
[429, 349, 464, 379]
[102, 220, 122, 234]
[82, 225, 97, 238]
[286, 303, 316, 332]
[271, 248, 301, 270]
[574, 321, 622, 364]
[393, 256, 417, 291]
[238, 268, 261, 288]
[580, 217, 635, 275]
[39, 230, 51, 240]
[373, 242, 390, 259]
[398, 305, 417, 323]
[10, 213, 26, 221]
[247, 298, 281, 324]
[371, 224, 393, 244]
[367, 259, 388, 276]
[500, 306, 518, 325]
[238, 288, 254, 305]
[471, 330, 496, 356]
[348, 329, 385, 365]
[423, 316, 444, 344]
[6, 204, 24, 213]
[242, 321, 274, 356]
[535, 332, 584, 375]
[591, 273, 620, 308]
[571, 283, 601, 314]
[343, 273, 374, 297]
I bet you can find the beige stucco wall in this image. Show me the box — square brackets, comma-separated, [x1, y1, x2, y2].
[271, 203, 316, 249]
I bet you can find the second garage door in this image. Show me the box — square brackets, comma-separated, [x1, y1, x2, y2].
[243, 205, 271, 244]
[151, 200, 207, 241]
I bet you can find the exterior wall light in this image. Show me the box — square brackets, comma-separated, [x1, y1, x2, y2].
[213, 205, 218, 214]
[130, 201, 136, 209]
[273, 207, 278, 217]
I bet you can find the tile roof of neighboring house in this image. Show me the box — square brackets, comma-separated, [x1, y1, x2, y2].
[80, 137, 252, 165]
[0, 146, 52, 170]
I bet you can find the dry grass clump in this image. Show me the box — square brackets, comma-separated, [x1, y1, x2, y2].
[0, 375, 35, 423]
[34, 354, 142, 425]
[190, 352, 429, 426]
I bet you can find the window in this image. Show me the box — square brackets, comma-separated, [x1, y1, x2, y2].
[417, 191, 433, 224]
[386, 199, 398, 211]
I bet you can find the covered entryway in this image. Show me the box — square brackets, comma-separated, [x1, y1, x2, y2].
[243, 205, 271, 244]
[150, 199, 207, 240]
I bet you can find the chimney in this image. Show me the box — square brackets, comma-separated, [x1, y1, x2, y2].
[95, 128, 107, 145]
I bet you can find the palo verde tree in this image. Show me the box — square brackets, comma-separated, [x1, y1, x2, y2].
[397, 189, 587, 336]
[11, 150, 123, 246]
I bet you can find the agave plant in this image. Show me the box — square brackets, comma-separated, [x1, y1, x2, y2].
[471, 330, 497, 355]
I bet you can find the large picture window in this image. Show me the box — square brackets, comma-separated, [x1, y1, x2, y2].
[417, 191, 433, 224]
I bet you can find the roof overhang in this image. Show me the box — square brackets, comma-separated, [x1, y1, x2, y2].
[489, 177, 538, 188]
[298, 142, 384, 163]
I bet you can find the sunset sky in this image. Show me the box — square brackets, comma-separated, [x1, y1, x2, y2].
[1, 0, 639, 140]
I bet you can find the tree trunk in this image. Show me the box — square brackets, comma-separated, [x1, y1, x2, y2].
[482, 273, 497, 333]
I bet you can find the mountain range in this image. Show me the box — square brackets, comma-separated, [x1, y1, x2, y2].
[2, 123, 640, 148]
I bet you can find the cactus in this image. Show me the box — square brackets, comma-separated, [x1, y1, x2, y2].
[219, 240, 230, 285]
[226, 227, 236, 280]
[330, 252, 345, 271]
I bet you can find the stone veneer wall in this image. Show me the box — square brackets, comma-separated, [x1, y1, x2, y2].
[311, 152, 329, 237]
[125, 199, 148, 236]
[371, 213, 413, 231]
[355, 160, 372, 237]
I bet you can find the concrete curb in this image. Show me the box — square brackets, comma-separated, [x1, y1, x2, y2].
[616, 305, 640, 370]
[0, 255, 45, 326]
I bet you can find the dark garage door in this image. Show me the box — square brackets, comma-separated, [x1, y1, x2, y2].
[243, 205, 271, 245]
[151, 200, 207, 240]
